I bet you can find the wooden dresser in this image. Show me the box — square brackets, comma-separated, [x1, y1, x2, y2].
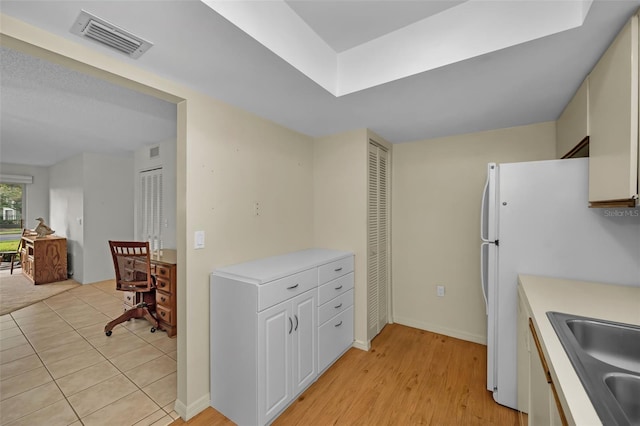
[122, 249, 177, 338]
[20, 235, 68, 285]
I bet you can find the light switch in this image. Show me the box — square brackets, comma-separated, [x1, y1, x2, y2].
[194, 230, 205, 249]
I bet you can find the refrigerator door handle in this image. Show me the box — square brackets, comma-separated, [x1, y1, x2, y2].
[481, 174, 490, 243]
[480, 241, 489, 312]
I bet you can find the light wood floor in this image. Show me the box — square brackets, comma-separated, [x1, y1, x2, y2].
[172, 323, 523, 425]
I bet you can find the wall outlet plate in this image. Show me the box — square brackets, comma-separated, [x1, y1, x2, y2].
[436, 285, 445, 297]
[194, 230, 205, 249]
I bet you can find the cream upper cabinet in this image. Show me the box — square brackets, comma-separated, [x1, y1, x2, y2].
[556, 77, 589, 159]
[588, 13, 639, 208]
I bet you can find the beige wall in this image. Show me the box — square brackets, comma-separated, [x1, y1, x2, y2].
[391, 122, 556, 344]
[313, 129, 368, 346]
[1, 15, 314, 420]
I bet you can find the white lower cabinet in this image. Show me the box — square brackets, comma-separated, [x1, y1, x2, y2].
[317, 268, 354, 373]
[518, 288, 567, 426]
[258, 290, 316, 425]
[318, 305, 354, 372]
[211, 249, 354, 426]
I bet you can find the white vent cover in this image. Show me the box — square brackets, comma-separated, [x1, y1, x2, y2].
[71, 10, 153, 59]
[150, 146, 160, 158]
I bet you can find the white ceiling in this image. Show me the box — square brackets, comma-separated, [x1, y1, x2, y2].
[285, 0, 467, 52]
[1, 0, 639, 167]
[0, 46, 177, 167]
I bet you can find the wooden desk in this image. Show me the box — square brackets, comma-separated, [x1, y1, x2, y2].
[122, 249, 177, 337]
[20, 235, 67, 284]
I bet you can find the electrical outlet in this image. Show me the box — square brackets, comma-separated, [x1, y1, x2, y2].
[254, 202, 260, 216]
[436, 285, 445, 297]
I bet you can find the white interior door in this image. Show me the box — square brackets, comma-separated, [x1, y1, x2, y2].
[138, 168, 163, 245]
[367, 142, 390, 341]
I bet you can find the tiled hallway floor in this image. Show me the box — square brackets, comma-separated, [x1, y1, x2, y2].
[0, 277, 178, 426]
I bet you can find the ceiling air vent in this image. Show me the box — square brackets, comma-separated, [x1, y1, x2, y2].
[71, 10, 153, 59]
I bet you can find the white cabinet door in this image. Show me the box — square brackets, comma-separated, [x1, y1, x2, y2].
[589, 14, 639, 207]
[291, 291, 317, 395]
[258, 302, 291, 425]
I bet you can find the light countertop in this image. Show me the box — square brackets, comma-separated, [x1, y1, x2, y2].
[518, 274, 640, 426]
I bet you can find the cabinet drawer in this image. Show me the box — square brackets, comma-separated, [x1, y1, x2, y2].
[258, 269, 317, 311]
[318, 256, 354, 285]
[318, 273, 353, 306]
[318, 289, 353, 326]
[318, 306, 354, 372]
[156, 291, 173, 308]
[156, 264, 172, 279]
[156, 277, 172, 293]
[156, 304, 172, 324]
[123, 291, 137, 307]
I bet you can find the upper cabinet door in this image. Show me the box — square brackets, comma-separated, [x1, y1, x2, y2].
[556, 77, 589, 159]
[588, 14, 639, 207]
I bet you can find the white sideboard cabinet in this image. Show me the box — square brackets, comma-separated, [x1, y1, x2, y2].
[210, 248, 354, 426]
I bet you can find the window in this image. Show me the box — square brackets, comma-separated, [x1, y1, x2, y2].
[0, 183, 24, 228]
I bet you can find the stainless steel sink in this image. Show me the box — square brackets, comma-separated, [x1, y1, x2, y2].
[605, 374, 640, 424]
[547, 312, 640, 426]
[566, 318, 640, 374]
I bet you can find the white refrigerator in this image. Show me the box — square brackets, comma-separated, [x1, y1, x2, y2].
[480, 158, 640, 410]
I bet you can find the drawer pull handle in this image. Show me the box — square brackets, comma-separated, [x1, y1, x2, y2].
[294, 315, 299, 331]
[335, 321, 343, 327]
[334, 303, 342, 309]
[161, 296, 166, 303]
[289, 317, 293, 334]
[335, 285, 343, 290]
[334, 267, 343, 272]
[161, 311, 166, 317]
[287, 284, 299, 290]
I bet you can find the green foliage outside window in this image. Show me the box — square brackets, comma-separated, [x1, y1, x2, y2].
[0, 183, 23, 229]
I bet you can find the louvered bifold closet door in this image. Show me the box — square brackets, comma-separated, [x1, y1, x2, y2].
[367, 146, 380, 340]
[377, 148, 389, 332]
[367, 142, 390, 341]
[139, 168, 163, 245]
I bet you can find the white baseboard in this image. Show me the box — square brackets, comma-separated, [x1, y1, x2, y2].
[352, 339, 370, 351]
[393, 316, 486, 345]
[174, 393, 211, 421]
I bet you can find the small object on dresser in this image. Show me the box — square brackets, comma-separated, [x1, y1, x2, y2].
[34, 217, 55, 238]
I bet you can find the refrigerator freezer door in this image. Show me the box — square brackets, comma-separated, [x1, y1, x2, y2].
[481, 163, 497, 243]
